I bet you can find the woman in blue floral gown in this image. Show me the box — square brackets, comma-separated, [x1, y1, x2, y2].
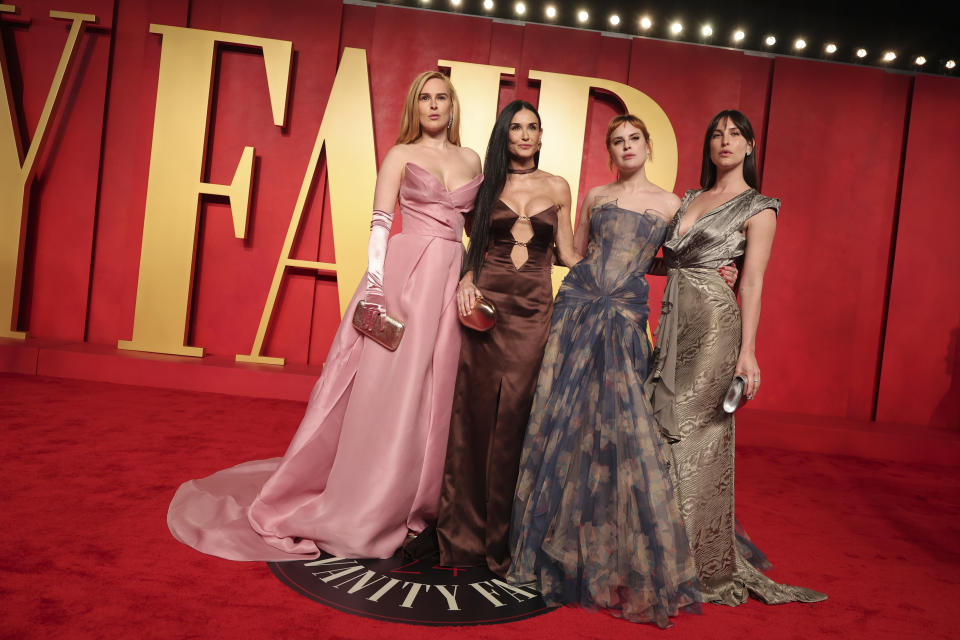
[507, 116, 701, 627]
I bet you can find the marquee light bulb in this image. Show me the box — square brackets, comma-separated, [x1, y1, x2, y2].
[610, 14, 620, 26]
[825, 43, 837, 54]
[639, 16, 652, 30]
[577, 9, 588, 22]
[545, 5, 556, 18]
[856, 48, 867, 58]
[450, 0, 461, 6]
[514, 1, 525, 15]
[765, 35, 776, 46]
[701, 24, 713, 37]
[733, 30, 745, 42]
[914, 56, 926, 66]
[947, 60, 957, 69]
[670, 21, 683, 35]
[482, 0, 494, 10]
[882, 51, 896, 62]
[794, 38, 807, 50]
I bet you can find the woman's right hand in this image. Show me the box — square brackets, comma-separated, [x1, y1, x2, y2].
[718, 262, 739, 289]
[457, 274, 480, 317]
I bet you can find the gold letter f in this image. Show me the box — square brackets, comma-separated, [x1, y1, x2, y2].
[118, 25, 291, 356]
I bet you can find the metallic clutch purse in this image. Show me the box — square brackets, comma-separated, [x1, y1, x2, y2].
[352, 301, 405, 351]
[722, 375, 747, 413]
[459, 296, 497, 332]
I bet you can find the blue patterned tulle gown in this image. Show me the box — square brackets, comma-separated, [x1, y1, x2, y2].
[507, 203, 701, 627]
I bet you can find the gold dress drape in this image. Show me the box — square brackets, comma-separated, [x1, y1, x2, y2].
[648, 188, 826, 606]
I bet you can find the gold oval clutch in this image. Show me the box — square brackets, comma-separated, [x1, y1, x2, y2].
[459, 296, 497, 332]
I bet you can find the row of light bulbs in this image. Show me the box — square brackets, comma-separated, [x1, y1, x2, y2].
[430, 0, 957, 70]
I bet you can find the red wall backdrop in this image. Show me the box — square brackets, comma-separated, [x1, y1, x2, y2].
[761, 60, 911, 421]
[2, 0, 958, 429]
[875, 75, 960, 429]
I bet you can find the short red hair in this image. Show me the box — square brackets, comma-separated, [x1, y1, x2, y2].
[605, 114, 651, 170]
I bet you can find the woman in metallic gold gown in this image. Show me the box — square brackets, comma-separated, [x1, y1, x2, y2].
[648, 109, 826, 606]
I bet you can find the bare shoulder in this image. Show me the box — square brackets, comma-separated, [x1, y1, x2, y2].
[383, 144, 412, 167]
[380, 145, 412, 175]
[581, 183, 613, 208]
[543, 172, 571, 198]
[633, 187, 678, 223]
[458, 145, 481, 165]
[659, 190, 682, 214]
[457, 146, 482, 175]
[744, 208, 777, 238]
[750, 207, 778, 226]
[581, 184, 601, 204]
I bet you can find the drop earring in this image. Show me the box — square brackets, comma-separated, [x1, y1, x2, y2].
[448, 117, 453, 129]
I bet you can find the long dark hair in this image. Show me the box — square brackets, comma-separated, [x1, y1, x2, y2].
[700, 109, 759, 190]
[464, 100, 541, 279]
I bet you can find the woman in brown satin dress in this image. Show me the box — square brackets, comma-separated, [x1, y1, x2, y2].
[649, 109, 826, 605]
[437, 100, 580, 575]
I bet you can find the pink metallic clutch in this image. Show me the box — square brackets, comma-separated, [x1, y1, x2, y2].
[459, 296, 497, 332]
[352, 301, 405, 351]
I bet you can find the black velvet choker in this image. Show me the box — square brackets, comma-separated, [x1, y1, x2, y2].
[507, 166, 537, 174]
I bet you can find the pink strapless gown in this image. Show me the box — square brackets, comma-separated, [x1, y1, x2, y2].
[167, 163, 482, 561]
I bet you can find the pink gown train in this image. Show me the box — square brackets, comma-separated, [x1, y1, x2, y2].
[167, 163, 482, 561]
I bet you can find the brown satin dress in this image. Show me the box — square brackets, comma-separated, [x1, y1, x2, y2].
[438, 199, 558, 575]
[649, 188, 826, 606]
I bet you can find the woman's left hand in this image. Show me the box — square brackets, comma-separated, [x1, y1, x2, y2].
[735, 351, 761, 400]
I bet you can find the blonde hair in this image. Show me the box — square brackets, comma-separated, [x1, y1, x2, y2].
[606, 114, 651, 170]
[395, 71, 461, 145]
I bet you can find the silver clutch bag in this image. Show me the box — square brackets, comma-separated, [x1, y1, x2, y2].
[723, 375, 747, 413]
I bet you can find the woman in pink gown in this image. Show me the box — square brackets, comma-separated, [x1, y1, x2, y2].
[167, 71, 482, 561]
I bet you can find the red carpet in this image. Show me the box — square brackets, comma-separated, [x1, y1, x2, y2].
[1, 373, 956, 639]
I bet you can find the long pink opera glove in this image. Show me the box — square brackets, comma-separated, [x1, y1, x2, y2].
[365, 208, 393, 309]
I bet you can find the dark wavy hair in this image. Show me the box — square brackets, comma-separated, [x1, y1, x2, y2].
[700, 109, 759, 190]
[463, 100, 541, 279]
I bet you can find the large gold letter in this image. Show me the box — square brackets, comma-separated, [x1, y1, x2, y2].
[440, 59, 514, 244]
[530, 70, 677, 208]
[529, 70, 677, 289]
[440, 60, 514, 165]
[118, 25, 291, 356]
[0, 7, 96, 340]
[236, 47, 376, 365]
